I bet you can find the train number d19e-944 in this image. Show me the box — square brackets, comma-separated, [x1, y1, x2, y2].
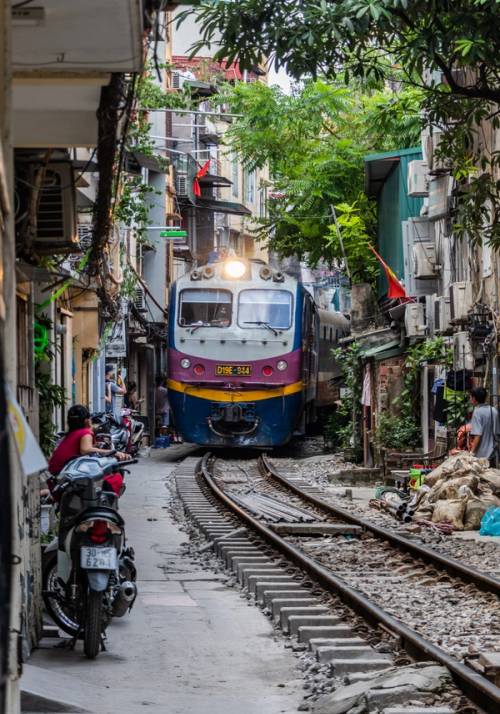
[167, 258, 348, 448]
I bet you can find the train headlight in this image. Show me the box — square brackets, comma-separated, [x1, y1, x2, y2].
[180, 358, 191, 369]
[262, 365, 274, 377]
[193, 364, 205, 376]
[224, 260, 246, 279]
[276, 360, 288, 371]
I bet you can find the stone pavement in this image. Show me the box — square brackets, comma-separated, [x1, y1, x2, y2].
[22, 446, 301, 714]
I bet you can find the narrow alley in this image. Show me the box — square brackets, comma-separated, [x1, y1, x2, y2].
[22, 448, 301, 714]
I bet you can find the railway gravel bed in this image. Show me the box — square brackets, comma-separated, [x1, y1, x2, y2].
[270, 455, 500, 576]
[216, 456, 500, 662]
[171, 455, 500, 713]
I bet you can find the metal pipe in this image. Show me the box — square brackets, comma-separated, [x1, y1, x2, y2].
[138, 107, 243, 118]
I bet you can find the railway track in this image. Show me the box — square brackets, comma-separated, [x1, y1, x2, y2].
[174, 453, 500, 714]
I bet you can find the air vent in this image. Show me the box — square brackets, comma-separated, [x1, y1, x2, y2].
[134, 286, 147, 312]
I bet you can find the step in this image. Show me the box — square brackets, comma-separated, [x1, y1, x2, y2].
[309, 637, 365, 653]
[316, 645, 392, 665]
[289, 616, 343, 637]
[297, 625, 355, 644]
[254, 579, 301, 601]
[247, 575, 295, 596]
[263, 590, 313, 609]
[281, 607, 330, 633]
[270, 598, 320, 619]
[331, 658, 393, 675]
[240, 566, 286, 587]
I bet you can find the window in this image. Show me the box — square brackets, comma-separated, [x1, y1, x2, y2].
[231, 156, 239, 198]
[238, 289, 293, 330]
[259, 187, 267, 218]
[245, 169, 255, 204]
[178, 289, 232, 327]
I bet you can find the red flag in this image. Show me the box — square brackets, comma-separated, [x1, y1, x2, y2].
[193, 159, 211, 197]
[368, 245, 408, 299]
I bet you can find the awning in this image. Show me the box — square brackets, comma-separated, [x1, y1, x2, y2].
[359, 339, 402, 360]
[133, 151, 170, 173]
[199, 173, 232, 188]
[195, 198, 251, 216]
[199, 133, 221, 145]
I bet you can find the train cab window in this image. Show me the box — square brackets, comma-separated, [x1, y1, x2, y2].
[178, 289, 232, 327]
[238, 289, 293, 330]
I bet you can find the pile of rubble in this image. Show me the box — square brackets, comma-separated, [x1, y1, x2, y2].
[411, 452, 500, 531]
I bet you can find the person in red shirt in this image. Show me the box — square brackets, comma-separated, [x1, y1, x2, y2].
[48, 405, 127, 495]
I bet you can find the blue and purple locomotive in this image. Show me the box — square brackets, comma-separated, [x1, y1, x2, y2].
[167, 258, 320, 447]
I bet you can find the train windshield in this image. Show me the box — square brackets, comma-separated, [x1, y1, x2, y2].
[238, 290, 293, 330]
[178, 289, 232, 327]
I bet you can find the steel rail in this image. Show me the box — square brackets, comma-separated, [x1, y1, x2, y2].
[260, 454, 500, 596]
[199, 453, 500, 714]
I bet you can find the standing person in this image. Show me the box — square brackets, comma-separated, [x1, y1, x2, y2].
[105, 364, 126, 423]
[470, 387, 499, 465]
[155, 376, 170, 431]
[124, 381, 142, 411]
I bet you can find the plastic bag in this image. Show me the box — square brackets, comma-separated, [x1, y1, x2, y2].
[479, 507, 500, 536]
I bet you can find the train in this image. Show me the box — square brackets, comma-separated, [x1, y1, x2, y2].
[167, 257, 349, 448]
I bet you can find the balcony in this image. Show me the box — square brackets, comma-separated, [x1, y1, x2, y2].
[11, 0, 144, 147]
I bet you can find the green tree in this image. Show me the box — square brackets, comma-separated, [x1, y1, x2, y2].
[184, 0, 500, 247]
[218, 79, 420, 276]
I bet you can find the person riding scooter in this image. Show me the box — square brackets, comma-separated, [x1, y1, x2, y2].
[48, 404, 128, 496]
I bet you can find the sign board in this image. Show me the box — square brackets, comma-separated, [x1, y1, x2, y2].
[106, 320, 127, 359]
[7, 387, 47, 475]
[159, 230, 188, 238]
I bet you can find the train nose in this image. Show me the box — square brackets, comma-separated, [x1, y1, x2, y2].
[208, 402, 258, 436]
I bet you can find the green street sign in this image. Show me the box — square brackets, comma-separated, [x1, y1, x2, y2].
[159, 230, 188, 238]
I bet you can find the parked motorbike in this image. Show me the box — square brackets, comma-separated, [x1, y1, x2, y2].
[121, 408, 145, 456]
[92, 410, 144, 456]
[43, 454, 137, 658]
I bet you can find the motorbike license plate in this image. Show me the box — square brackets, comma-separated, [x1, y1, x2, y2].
[80, 546, 117, 570]
[215, 364, 251, 376]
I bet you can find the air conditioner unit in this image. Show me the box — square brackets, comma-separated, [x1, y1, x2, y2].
[171, 71, 184, 89]
[68, 223, 93, 272]
[426, 130, 452, 175]
[175, 173, 188, 196]
[405, 302, 427, 338]
[413, 242, 437, 279]
[133, 286, 147, 312]
[408, 160, 429, 197]
[449, 281, 473, 321]
[26, 162, 78, 254]
[425, 294, 436, 336]
[434, 295, 452, 334]
[453, 331, 474, 370]
[428, 175, 450, 220]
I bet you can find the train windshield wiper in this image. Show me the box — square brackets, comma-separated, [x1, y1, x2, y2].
[243, 321, 278, 336]
[190, 322, 211, 334]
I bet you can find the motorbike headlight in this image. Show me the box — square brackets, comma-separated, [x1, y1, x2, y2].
[180, 358, 191, 369]
[277, 360, 288, 371]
